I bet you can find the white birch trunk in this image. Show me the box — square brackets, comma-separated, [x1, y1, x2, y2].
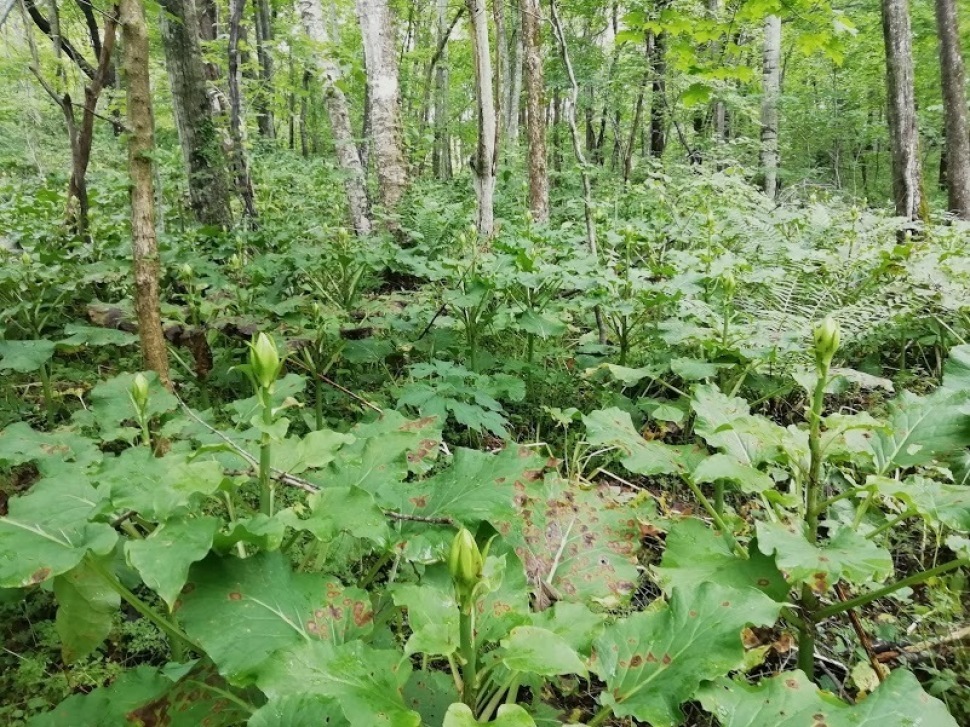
[760, 14, 781, 199]
[466, 0, 497, 237]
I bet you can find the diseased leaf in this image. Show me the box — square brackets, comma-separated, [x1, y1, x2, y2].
[698, 668, 957, 726]
[591, 583, 782, 725]
[402, 668, 458, 726]
[248, 695, 348, 727]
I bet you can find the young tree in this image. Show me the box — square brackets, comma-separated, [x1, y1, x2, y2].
[760, 14, 781, 199]
[934, 0, 970, 218]
[296, 0, 372, 235]
[880, 0, 924, 221]
[520, 0, 548, 222]
[466, 0, 498, 236]
[355, 0, 408, 219]
[119, 0, 171, 385]
[159, 0, 234, 228]
[228, 0, 259, 220]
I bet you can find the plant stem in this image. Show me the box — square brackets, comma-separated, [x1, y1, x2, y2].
[713, 481, 724, 517]
[459, 605, 478, 709]
[865, 510, 917, 540]
[85, 555, 202, 654]
[258, 389, 274, 516]
[38, 362, 55, 425]
[682, 476, 742, 557]
[588, 704, 613, 727]
[812, 488, 860, 517]
[815, 558, 969, 620]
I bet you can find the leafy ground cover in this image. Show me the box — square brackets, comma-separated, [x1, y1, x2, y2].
[2, 157, 970, 725]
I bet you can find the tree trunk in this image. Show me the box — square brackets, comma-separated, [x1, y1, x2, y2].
[708, 0, 726, 145]
[934, 0, 970, 218]
[252, 0, 276, 139]
[881, 0, 924, 221]
[492, 0, 510, 143]
[300, 69, 311, 158]
[356, 0, 408, 220]
[228, 0, 259, 220]
[466, 0, 497, 237]
[520, 0, 548, 222]
[648, 30, 666, 158]
[119, 0, 171, 386]
[297, 0, 372, 236]
[508, 4, 523, 143]
[159, 0, 233, 228]
[432, 0, 452, 180]
[760, 14, 781, 199]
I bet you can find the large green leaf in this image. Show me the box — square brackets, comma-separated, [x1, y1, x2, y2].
[86, 372, 178, 442]
[583, 408, 697, 475]
[257, 640, 420, 727]
[125, 516, 220, 609]
[756, 522, 893, 591]
[500, 473, 648, 609]
[591, 583, 782, 725]
[870, 475, 970, 532]
[0, 476, 116, 587]
[691, 454, 774, 493]
[54, 558, 120, 662]
[270, 429, 354, 474]
[28, 666, 170, 726]
[698, 668, 957, 726]
[444, 704, 538, 726]
[248, 695, 348, 727]
[0, 422, 101, 475]
[402, 669, 458, 726]
[391, 567, 459, 657]
[692, 385, 785, 467]
[178, 553, 373, 679]
[529, 602, 605, 655]
[501, 626, 587, 677]
[0, 338, 55, 372]
[655, 519, 789, 601]
[869, 391, 970, 475]
[279, 485, 389, 546]
[58, 323, 139, 348]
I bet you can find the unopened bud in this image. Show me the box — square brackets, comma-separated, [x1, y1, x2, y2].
[448, 528, 483, 606]
[179, 263, 194, 280]
[721, 271, 737, 298]
[813, 316, 840, 370]
[249, 332, 282, 390]
[130, 373, 150, 414]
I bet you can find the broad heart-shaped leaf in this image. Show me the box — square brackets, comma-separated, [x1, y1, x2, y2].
[391, 567, 459, 656]
[0, 421, 101, 475]
[444, 703, 538, 726]
[514, 309, 567, 338]
[869, 390, 970, 475]
[101, 448, 224, 520]
[123, 660, 251, 726]
[54, 557, 119, 662]
[499, 473, 648, 609]
[691, 453, 774, 493]
[403, 669, 458, 726]
[383, 445, 550, 525]
[257, 640, 420, 727]
[698, 668, 957, 726]
[278, 486, 389, 546]
[654, 519, 789, 602]
[87, 371, 178, 442]
[125, 516, 220, 609]
[501, 626, 588, 677]
[583, 408, 701, 476]
[868, 475, 970, 532]
[270, 428, 355, 474]
[58, 323, 139, 348]
[692, 384, 785, 467]
[27, 666, 170, 726]
[178, 552, 373, 680]
[475, 552, 533, 646]
[248, 695, 348, 727]
[212, 513, 287, 553]
[529, 602, 606, 655]
[941, 344, 970, 393]
[591, 583, 782, 726]
[0, 476, 116, 587]
[0, 338, 55, 372]
[756, 522, 893, 592]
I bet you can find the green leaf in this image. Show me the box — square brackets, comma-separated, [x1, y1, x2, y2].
[125, 516, 220, 609]
[529, 602, 606, 655]
[670, 357, 726, 381]
[257, 640, 420, 727]
[279, 486, 389, 546]
[592, 583, 782, 725]
[0, 476, 116, 588]
[271, 429, 354, 474]
[212, 514, 287, 553]
[869, 475, 970, 532]
[869, 391, 970, 475]
[941, 344, 970, 393]
[179, 553, 373, 679]
[54, 558, 120, 662]
[501, 626, 587, 677]
[402, 669, 458, 726]
[692, 454, 774, 493]
[0, 422, 101, 475]
[756, 522, 893, 591]
[88, 372, 178, 442]
[58, 324, 139, 348]
[655, 519, 789, 602]
[584, 408, 698, 476]
[681, 83, 713, 107]
[444, 703, 538, 726]
[698, 668, 957, 726]
[0, 338, 55, 372]
[514, 309, 567, 338]
[692, 385, 784, 467]
[249, 695, 348, 727]
[122, 660, 251, 726]
[391, 567, 459, 656]
[27, 666, 170, 726]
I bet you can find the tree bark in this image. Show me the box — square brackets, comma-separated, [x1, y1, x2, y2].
[492, 0, 510, 142]
[252, 0, 276, 139]
[228, 0, 259, 221]
[356, 0, 408, 220]
[119, 0, 171, 386]
[648, 29, 666, 158]
[760, 14, 781, 199]
[520, 0, 548, 222]
[466, 0, 498, 237]
[297, 0, 372, 236]
[934, 0, 970, 218]
[881, 0, 925, 221]
[432, 0, 453, 179]
[159, 0, 234, 228]
[508, 4, 523, 143]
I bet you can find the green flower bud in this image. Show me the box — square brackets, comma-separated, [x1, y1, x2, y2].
[448, 528, 483, 606]
[130, 373, 150, 414]
[249, 332, 282, 391]
[179, 263, 194, 280]
[721, 271, 737, 298]
[813, 316, 840, 370]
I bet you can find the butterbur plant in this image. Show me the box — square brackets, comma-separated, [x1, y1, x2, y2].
[243, 332, 285, 515]
[129, 372, 151, 448]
